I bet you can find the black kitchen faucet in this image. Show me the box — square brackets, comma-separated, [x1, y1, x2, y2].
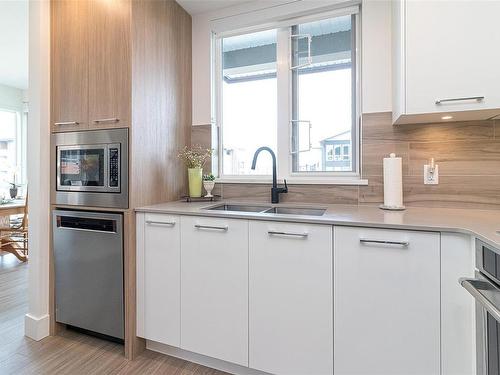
[251, 147, 288, 204]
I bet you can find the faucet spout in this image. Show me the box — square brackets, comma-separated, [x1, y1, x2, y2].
[251, 146, 277, 188]
[251, 146, 287, 203]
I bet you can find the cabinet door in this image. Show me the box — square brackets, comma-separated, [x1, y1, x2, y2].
[441, 233, 475, 375]
[249, 221, 333, 375]
[88, 0, 131, 129]
[334, 226, 440, 375]
[405, 1, 500, 115]
[180, 216, 248, 366]
[136, 213, 180, 347]
[51, 0, 88, 132]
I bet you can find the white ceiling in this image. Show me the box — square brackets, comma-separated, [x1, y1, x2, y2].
[0, 0, 28, 90]
[177, 0, 254, 15]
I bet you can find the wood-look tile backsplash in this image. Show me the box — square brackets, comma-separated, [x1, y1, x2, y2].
[191, 113, 500, 209]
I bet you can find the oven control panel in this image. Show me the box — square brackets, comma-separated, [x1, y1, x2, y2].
[109, 147, 120, 188]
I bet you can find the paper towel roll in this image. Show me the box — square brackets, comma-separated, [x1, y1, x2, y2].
[383, 153, 403, 208]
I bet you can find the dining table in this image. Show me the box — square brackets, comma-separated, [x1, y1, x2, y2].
[0, 199, 26, 217]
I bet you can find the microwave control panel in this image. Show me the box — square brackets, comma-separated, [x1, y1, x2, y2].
[109, 146, 120, 188]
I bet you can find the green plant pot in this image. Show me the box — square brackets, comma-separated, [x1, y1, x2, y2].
[188, 167, 203, 197]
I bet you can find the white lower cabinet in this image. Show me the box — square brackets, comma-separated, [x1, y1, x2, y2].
[137, 214, 468, 375]
[180, 216, 249, 366]
[136, 213, 180, 346]
[440, 233, 475, 375]
[334, 226, 441, 375]
[249, 221, 333, 375]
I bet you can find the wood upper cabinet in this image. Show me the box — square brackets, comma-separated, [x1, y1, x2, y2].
[88, 0, 131, 129]
[51, 0, 89, 132]
[51, 0, 132, 133]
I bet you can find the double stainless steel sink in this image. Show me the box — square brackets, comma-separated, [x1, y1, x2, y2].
[205, 203, 326, 216]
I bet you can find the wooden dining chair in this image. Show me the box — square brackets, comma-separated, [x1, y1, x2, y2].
[0, 193, 28, 262]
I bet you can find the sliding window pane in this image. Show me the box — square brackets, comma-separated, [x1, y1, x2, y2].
[221, 30, 277, 176]
[291, 15, 355, 173]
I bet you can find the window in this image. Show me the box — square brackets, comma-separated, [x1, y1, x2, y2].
[291, 15, 355, 173]
[221, 30, 277, 176]
[0, 109, 27, 198]
[215, 7, 360, 182]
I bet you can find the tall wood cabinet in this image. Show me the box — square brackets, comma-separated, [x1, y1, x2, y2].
[50, 0, 192, 360]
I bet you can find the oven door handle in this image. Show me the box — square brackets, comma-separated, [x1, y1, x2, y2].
[460, 277, 500, 322]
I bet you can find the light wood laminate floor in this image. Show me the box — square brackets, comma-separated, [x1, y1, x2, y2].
[0, 252, 229, 375]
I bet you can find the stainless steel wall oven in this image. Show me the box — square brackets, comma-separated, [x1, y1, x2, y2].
[461, 239, 500, 375]
[53, 129, 128, 208]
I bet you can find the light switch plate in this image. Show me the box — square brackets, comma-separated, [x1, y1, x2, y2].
[424, 164, 439, 185]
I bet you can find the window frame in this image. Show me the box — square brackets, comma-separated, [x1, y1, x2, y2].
[213, 6, 365, 185]
[0, 107, 28, 195]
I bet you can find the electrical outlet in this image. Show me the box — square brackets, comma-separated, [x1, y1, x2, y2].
[424, 164, 439, 185]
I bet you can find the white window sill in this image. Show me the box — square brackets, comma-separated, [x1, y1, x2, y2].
[215, 177, 368, 186]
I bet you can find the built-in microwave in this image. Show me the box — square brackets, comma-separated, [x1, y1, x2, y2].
[53, 128, 128, 208]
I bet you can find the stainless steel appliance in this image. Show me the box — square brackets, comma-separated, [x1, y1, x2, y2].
[53, 129, 128, 208]
[460, 239, 500, 375]
[53, 209, 124, 341]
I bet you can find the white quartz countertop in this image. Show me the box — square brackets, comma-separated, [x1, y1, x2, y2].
[136, 200, 500, 249]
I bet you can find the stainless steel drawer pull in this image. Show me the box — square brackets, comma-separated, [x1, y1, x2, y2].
[93, 118, 120, 123]
[268, 231, 308, 238]
[55, 121, 79, 126]
[146, 220, 176, 227]
[435, 96, 484, 105]
[360, 239, 409, 247]
[194, 224, 228, 231]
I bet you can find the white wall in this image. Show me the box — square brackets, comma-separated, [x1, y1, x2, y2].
[0, 83, 24, 111]
[25, 0, 51, 341]
[361, 0, 391, 113]
[191, 0, 392, 125]
[0, 0, 29, 90]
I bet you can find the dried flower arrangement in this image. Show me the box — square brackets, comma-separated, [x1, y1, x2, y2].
[177, 146, 212, 169]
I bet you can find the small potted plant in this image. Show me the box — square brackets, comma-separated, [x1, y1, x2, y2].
[203, 174, 216, 198]
[178, 146, 212, 198]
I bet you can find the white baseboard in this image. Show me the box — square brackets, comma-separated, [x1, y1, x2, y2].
[24, 313, 50, 341]
[147, 340, 271, 375]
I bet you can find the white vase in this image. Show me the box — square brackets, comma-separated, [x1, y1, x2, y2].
[203, 180, 215, 197]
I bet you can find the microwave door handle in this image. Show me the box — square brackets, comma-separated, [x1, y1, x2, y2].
[104, 145, 110, 189]
[460, 278, 500, 322]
